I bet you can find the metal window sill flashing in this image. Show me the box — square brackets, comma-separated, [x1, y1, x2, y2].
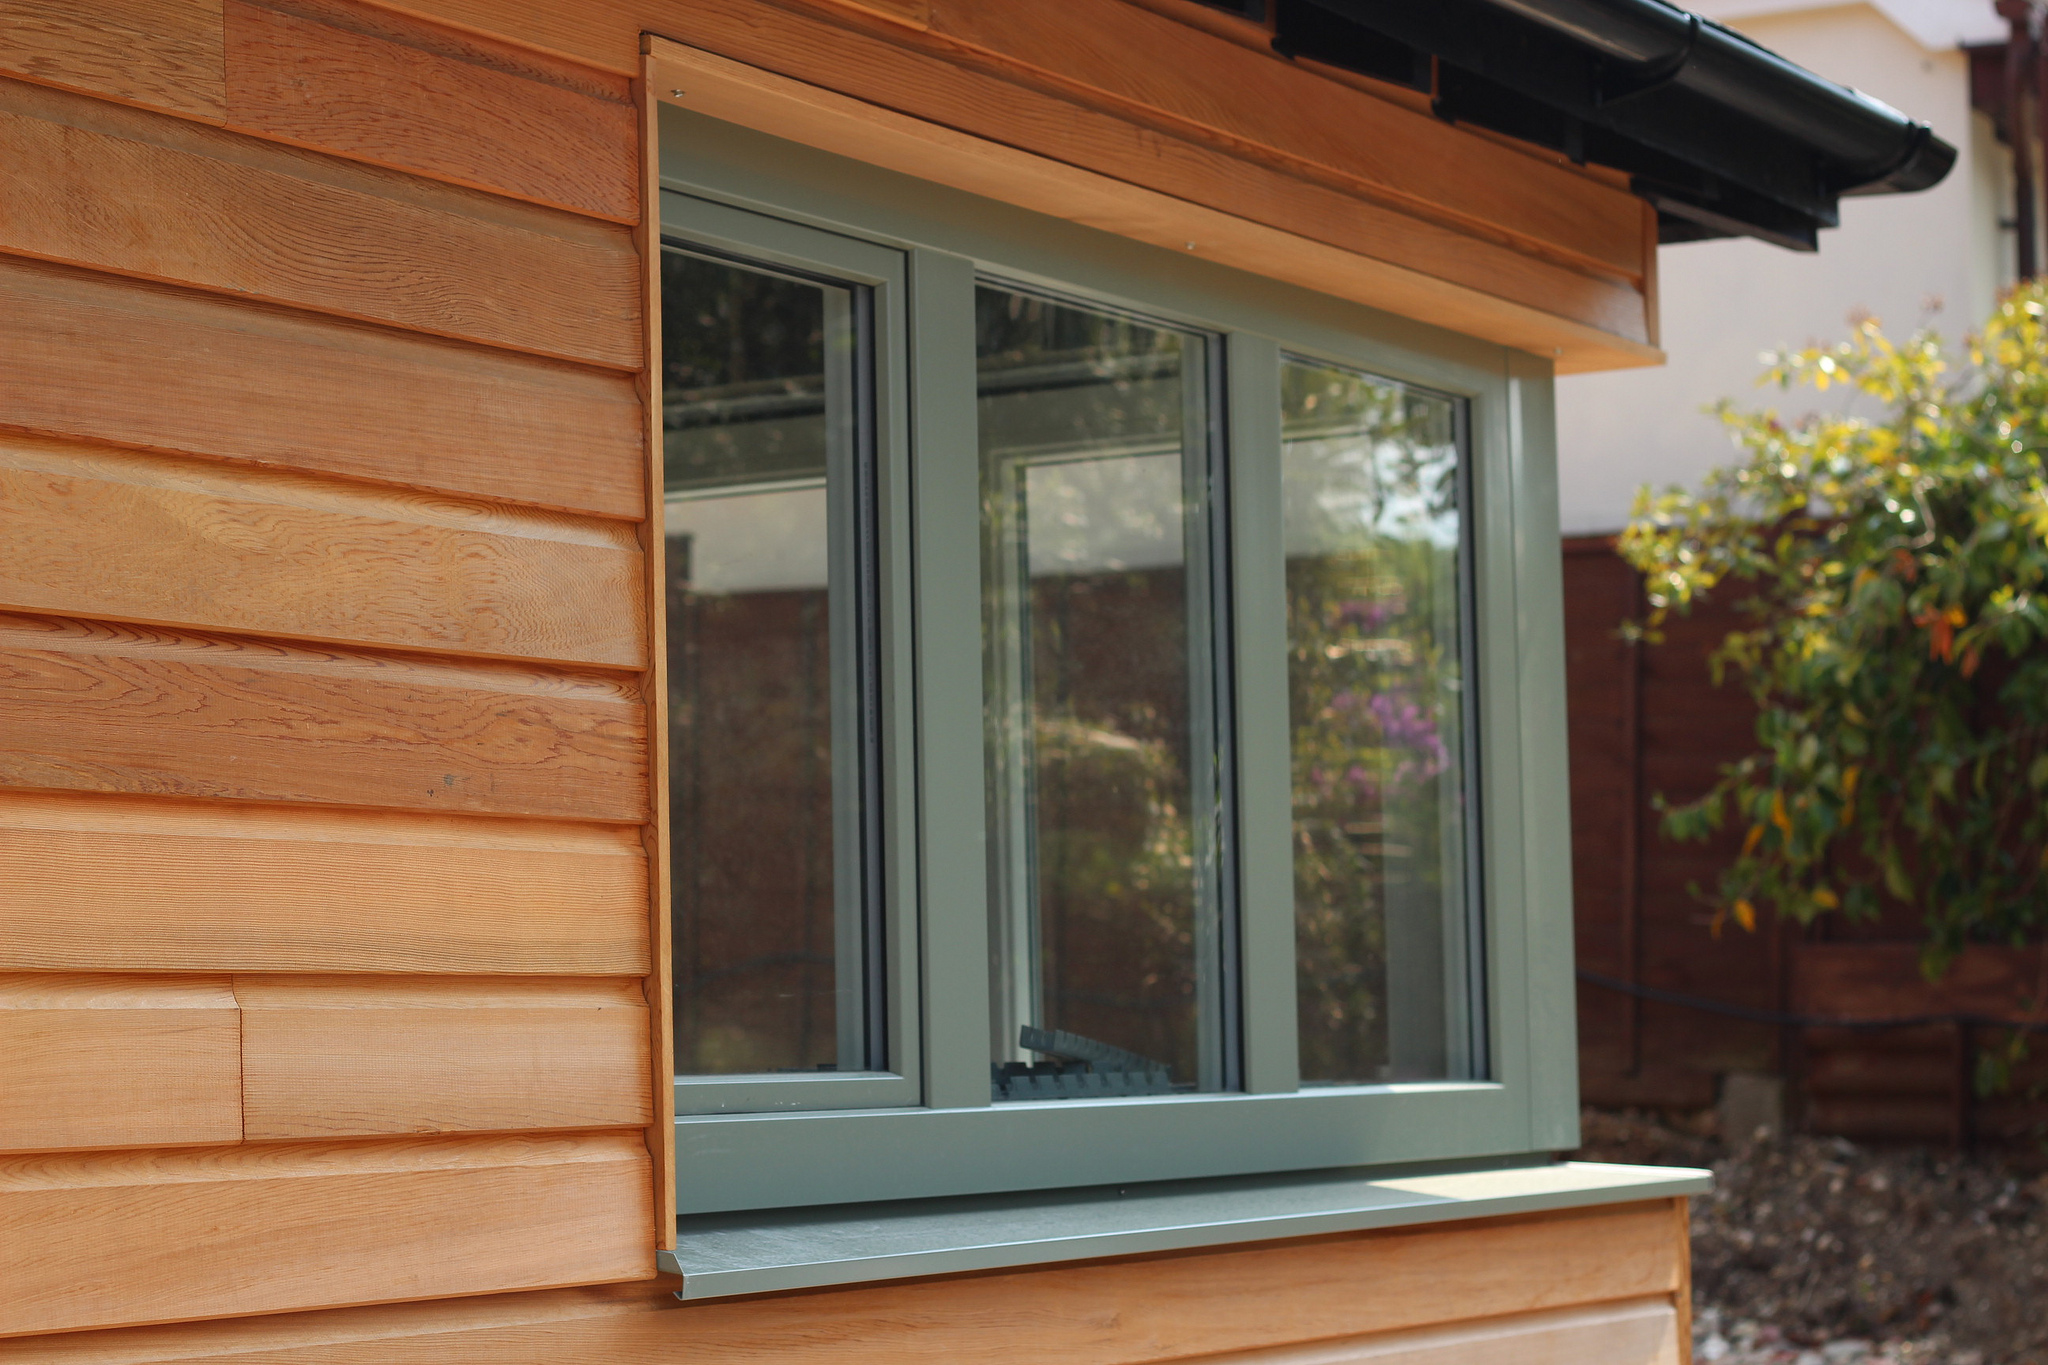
[657, 1159, 1710, 1300]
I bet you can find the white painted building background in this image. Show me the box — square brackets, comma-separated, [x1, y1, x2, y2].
[1556, 0, 2015, 534]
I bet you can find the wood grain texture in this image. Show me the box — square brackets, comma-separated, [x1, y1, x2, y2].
[651, 41, 1657, 370]
[0, 1201, 1683, 1362]
[648, 18, 1646, 343]
[0, 1298, 1683, 1364]
[225, 0, 639, 222]
[843, 0, 928, 23]
[0, 75, 641, 369]
[0, 1283, 675, 1364]
[386, 0, 1653, 363]
[0, 255, 644, 518]
[0, 433, 645, 667]
[0, 0, 225, 121]
[625, 1201, 1686, 1364]
[1185, 1298, 1680, 1363]
[0, 792, 649, 974]
[238, 976, 652, 1138]
[0, 1131, 654, 1337]
[1673, 1196, 1693, 1364]
[923, 0, 1644, 279]
[634, 54, 679, 1249]
[0, 614, 647, 819]
[0, 975, 240, 1153]
[352, 0, 639, 73]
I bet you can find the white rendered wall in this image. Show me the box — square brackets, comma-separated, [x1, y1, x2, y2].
[1555, 1, 2011, 535]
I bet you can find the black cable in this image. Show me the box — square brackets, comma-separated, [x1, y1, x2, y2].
[1575, 967, 2048, 1036]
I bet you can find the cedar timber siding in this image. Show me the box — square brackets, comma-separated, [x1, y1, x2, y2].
[0, 0, 666, 1336]
[0, 0, 1676, 1358]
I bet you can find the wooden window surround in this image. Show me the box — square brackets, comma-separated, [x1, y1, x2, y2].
[644, 25, 1662, 376]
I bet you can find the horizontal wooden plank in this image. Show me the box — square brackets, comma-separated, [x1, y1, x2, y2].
[238, 976, 652, 1138]
[0, 255, 643, 518]
[652, 42, 1658, 371]
[225, 0, 638, 222]
[1189, 1298, 1680, 1364]
[0, 974, 240, 1153]
[0, 1131, 654, 1337]
[0, 75, 641, 368]
[1806, 1097, 1957, 1142]
[0, 1295, 1683, 1364]
[636, 1200, 1684, 1364]
[923, 0, 1644, 280]
[0, 0, 225, 121]
[845, 0, 929, 23]
[384, 0, 1650, 359]
[356, 0, 1630, 290]
[0, 792, 649, 974]
[0, 614, 647, 819]
[0, 433, 645, 666]
[266, 0, 642, 75]
[1, 1200, 1683, 1362]
[1795, 943, 2048, 1020]
[1805, 1047, 1955, 1097]
[0, 1284, 676, 1364]
[651, 22, 1645, 343]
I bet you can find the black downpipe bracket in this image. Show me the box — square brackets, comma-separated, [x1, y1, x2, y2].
[1272, 0, 1956, 250]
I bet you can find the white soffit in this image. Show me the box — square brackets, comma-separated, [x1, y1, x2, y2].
[1691, 0, 2007, 51]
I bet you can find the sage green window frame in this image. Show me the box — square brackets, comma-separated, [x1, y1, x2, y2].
[659, 103, 1579, 1217]
[662, 195, 923, 1117]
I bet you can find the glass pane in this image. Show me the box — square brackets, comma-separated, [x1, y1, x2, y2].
[663, 246, 877, 1076]
[1282, 358, 1473, 1084]
[978, 285, 1230, 1101]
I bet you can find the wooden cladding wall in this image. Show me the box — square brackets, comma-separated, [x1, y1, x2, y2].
[3, 0, 1658, 373]
[2, 1200, 1690, 1364]
[0, 0, 1671, 1353]
[0, 0, 662, 1342]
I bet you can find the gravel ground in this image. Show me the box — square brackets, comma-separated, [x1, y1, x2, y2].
[1572, 1110, 2048, 1365]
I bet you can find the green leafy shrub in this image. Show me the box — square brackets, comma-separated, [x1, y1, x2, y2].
[1620, 285, 2048, 971]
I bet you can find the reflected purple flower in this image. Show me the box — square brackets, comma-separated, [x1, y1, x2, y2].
[1368, 692, 1447, 783]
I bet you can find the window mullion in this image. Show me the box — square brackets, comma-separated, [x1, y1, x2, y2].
[907, 246, 993, 1110]
[1224, 332, 1300, 1095]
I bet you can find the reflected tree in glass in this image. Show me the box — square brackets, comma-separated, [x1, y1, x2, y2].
[1282, 359, 1472, 1084]
[977, 286, 1228, 1097]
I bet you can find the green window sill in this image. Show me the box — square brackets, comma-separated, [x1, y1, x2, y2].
[657, 1158, 1711, 1300]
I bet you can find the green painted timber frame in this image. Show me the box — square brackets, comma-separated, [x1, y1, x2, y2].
[657, 101, 1580, 1217]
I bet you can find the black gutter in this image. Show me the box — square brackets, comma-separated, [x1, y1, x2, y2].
[1271, 0, 1957, 250]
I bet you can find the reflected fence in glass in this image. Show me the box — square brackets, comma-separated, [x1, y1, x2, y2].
[976, 284, 1233, 1101]
[662, 245, 881, 1077]
[1281, 357, 1477, 1085]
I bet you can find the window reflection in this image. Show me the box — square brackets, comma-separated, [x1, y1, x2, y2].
[1282, 359, 1474, 1084]
[978, 286, 1230, 1100]
[663, 247, 875, 1077]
